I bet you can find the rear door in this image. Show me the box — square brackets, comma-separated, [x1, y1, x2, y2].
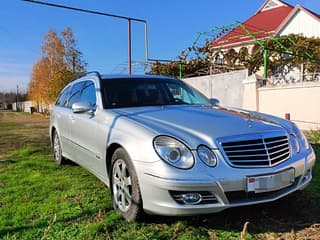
[53, 85, 73, 159]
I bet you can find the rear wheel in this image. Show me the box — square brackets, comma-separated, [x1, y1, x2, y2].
[111, 148, 142, 221]
[53, 131, 65, 165]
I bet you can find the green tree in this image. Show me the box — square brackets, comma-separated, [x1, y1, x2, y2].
[150, 34, 320, 79]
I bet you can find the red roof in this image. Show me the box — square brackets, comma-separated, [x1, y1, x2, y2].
[212, 1, 294, 48]
[213, 1, 294, 47]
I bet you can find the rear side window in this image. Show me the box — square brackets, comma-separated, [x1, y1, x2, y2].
[67, 82, 85, 108]
[56, 85, 71, 107]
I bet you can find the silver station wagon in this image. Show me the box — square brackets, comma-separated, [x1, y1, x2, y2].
[50, 72, 316, 221]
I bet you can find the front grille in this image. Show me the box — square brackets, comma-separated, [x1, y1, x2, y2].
[220, 135, 290, 167]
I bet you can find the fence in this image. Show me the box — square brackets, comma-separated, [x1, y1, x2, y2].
[183, 69, 248, 108]
[184, 70, 320, 130]
[243, 77, 320, 130]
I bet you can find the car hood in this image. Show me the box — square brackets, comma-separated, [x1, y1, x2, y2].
[115, 105, 289, 149]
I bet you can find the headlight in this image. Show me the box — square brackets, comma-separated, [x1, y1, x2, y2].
[291, 123, 310, 151]
[300, 131, 310, 150]
[290, 134, 300, 153]
[153, 136, 194, 169]
[197, 145, 217, 167]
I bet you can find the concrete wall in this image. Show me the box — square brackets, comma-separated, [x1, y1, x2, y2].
[184, 70, 320, 130]
[242, 76, 320, 130]
[242, 75, 259, 111]
[258, 83, 320, 130]
[183, 69, 248, 108]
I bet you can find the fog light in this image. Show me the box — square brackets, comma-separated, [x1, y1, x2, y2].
[181, 193, 202, 205]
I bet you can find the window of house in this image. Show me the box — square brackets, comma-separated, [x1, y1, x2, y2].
[262, 0, 281, 11]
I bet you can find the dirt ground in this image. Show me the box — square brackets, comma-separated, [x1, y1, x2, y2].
[0, 111, 50, 159]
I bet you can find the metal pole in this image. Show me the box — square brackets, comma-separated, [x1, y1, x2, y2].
[16, 85, 19, 112]
[128, 19, 132, 75]
[209, 66, 213, 98]
[263, 48, 268, 79]
[144, 22, 149, 62]
[22, 0, 148, 75]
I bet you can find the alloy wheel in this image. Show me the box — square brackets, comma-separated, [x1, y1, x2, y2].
[112, 159, 133, 212]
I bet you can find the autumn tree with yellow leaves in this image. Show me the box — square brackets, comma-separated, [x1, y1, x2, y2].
[28, 27, 86, 111]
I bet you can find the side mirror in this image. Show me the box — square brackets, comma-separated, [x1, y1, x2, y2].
[72, 102, 95, 114]
[209, 98, 220, 106]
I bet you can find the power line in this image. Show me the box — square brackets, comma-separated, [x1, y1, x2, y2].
[22, 0, 175, 70]
[21, 0, 146, 23]
[21, 0, 148, 75]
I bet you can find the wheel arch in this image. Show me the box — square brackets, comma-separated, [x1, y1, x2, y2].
[106, 143, 123, 179]
[107, 144, 144, 220]
[50, 126, 57, 146]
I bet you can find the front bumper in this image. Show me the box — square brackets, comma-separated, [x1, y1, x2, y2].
[136, 148, 316, 216]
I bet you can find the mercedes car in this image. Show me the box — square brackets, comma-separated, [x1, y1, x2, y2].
[49, 72, 316, 221]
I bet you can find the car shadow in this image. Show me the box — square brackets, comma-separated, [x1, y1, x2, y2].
[143, 190, 320, 235]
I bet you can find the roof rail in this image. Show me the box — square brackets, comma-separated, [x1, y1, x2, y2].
[84, 71, 102, 80]
[69, 71, 102, 83]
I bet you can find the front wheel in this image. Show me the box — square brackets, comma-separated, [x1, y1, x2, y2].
[111, 148, 143, 221]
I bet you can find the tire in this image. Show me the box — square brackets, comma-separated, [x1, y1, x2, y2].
[111, 148, 143, 221]
[53, 131, 65, 165]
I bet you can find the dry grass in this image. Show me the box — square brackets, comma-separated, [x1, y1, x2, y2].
[0, 111, 50, 159]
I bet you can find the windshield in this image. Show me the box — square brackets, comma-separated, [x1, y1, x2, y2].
[101, 77, 209, 109]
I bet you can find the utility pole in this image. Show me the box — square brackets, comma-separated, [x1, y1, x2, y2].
[16, 85, 19, 112]
[128, 19, 132, 75]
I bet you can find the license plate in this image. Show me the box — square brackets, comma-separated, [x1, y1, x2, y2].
[246, 168, 295, 193]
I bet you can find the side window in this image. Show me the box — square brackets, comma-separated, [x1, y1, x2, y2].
[80, 81, 96, 107]
[166, 83, 191, 103]
[166, 83, 207, 104]
[56, 85, 71, 107]
[67, 82, 85, 108]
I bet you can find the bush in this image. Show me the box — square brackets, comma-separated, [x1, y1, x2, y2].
[308, 129, 320, 144]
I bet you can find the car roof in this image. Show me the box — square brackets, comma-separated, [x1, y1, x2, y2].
[69, 74, 180, 88]
[99, 74, 177, 81]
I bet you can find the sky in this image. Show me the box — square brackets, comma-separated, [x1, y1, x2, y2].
[0, 0, 319, 92]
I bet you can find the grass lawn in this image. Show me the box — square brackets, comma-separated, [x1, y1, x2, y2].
[0, 111, 319, 239]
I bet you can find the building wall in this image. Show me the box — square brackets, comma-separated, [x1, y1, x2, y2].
[12, 101, 33, 113]
[258, 83, 320, 129]
[183, 69, 248, 108]
[279, 9, 320, 37]
[242, 75, 320, 130]
[185, 70, 320, 130]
